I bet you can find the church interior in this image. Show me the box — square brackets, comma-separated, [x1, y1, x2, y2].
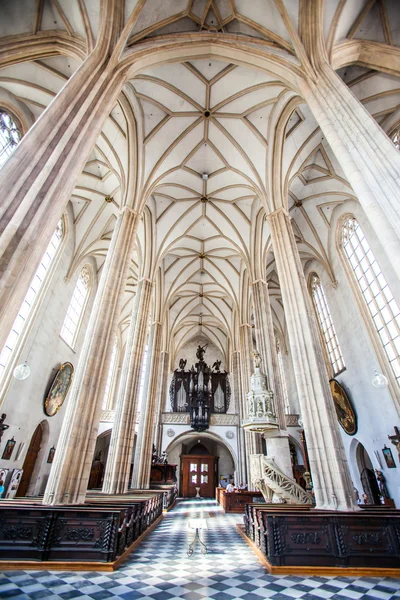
[1, 0, 400, 597]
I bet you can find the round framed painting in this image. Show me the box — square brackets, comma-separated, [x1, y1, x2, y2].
[44, 362, 74, 417]
[329, 378, 357, 436]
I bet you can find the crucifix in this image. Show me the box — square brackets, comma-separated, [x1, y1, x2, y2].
[0, 413, 9, 444]
[388, 426, 400, 463]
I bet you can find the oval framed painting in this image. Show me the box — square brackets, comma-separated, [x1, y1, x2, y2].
[329, 378, 357, 436]
[44, 362, 74, 417]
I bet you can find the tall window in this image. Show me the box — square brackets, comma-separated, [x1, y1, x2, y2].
[310, 273, 345, 376]
[0, 110, 21, 167]
[276, 338, 290, 414]
[342, 216, 400, 385]
[0, 219, 64, 381]
[102, 340, 118, 410]
[60, 265, 91, 348]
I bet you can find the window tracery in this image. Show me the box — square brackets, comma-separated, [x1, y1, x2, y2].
[310, 273, 345, 376]
[0, 109, 21, 167]
[60, 265, 91, 348]
[0, 219, 64, 381]
[341, 216, 400, 385]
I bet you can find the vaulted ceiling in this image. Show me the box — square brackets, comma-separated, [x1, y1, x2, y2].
[1, 0, 399, 362]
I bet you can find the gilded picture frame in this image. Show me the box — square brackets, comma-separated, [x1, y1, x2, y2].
[2, 437, 15, 460]
[329, 379, 357, 436]
[44, 362, 74, 417]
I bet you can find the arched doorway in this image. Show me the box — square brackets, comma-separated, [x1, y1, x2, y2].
[181, 442, 217, 497]
[166, 431, 237, 497]
[356, 442, 380, 505]
[18, 423, 43, 497]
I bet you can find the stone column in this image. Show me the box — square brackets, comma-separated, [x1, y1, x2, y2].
[302, 65, 400, 280]
[153, 350, 170, 452]
[268, 208, 356, 511]
[0, 52, 126, 351]
[231, 350, 247, 484]
[239, 323, 262, 479]
[251, 279, 292, 479]
[102, 277, 153, 494]
[43, 207, 139, 504]
[131, 321, 163, 489]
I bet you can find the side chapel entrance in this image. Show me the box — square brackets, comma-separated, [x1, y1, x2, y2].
[181, 443, 217, 497]
[18, 423, 43, 497]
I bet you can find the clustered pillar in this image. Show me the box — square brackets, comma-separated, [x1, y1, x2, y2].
[43, 207, 139, 504]
[268, 207, 357, 511]
[251, 279, 292, 479]
[102, 277, 153, 494]
[131, 321, 163, 489]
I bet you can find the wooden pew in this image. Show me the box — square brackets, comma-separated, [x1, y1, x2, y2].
[244, 503, 400, 572]
[0, 492, 164, 564]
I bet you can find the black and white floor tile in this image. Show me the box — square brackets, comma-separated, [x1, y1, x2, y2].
[0, 499, 399, 600]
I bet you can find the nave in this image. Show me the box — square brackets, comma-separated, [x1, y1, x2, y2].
[0, 499, 399, 600]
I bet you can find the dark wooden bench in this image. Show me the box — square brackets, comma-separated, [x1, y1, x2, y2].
[246, 504, 400, 570]
[216, 488, 264, 513]
[0, 493, 164, 564]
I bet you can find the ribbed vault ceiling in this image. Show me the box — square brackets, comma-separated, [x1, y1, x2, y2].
[0, 0, 399, 361]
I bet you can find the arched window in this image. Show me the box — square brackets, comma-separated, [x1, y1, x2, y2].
[102, 339, 119, 410]
[0, 109, 21, 167]
[60, 265, 91, 348]
[0, 219, 64, 382]
[341, 216, 400, 385]
[310, 273, 345, 376]
[276, 338, 290, 414]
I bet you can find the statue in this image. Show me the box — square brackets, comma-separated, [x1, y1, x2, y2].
[0, 414, 9, 443]
[375, 470, 390, 499]
[161, 451, 168, 465]
[179, 358, 187, 371]
[196, 344, 207, 361]
[152, 444, 158, 464]
[388, 426, 400, 462]
[253, 351, 262, 370]
[212, 360, 221, 372]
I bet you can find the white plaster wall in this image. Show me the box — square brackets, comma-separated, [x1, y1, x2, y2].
[304, 200, 400, 506]
[0, 208, 97, 495]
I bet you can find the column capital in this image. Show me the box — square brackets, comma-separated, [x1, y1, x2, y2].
[266, 206, 290, 221]
[120, 206, 139, 217]
[250, 278, 268, 287]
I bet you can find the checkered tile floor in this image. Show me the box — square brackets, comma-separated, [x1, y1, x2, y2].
[1, 498, 399, 599]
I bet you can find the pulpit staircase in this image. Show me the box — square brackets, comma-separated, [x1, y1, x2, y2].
[250, 454, 313, 505]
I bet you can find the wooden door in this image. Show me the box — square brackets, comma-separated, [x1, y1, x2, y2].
[18, 424, 43, 497]
[181, 455, 215, 497]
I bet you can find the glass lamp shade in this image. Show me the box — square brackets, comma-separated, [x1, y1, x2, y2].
[13, 361, 31, 380]
[372, 370, 388, 388]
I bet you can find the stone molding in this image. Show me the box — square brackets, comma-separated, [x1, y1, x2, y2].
[100, 410, 115, 423]
[285, 413, 300, 427]
[161, 412, 239, 426]
[162, 412, 190, 424]
[210, 414, 239, 426]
